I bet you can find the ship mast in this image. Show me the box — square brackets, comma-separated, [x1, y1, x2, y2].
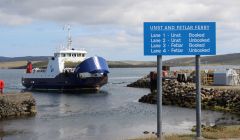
[65, 24, 72, 49]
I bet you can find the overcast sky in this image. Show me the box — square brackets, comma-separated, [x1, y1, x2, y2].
[0, 0, 239, 60]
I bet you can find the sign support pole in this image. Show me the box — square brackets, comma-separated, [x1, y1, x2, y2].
[196, 55, 201, 139]
[157, 55, 162, 139]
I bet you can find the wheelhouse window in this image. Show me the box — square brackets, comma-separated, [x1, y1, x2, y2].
[61, 53, 66, 57]
[67, 53, 71, 57]
[72, 53, 76, 57]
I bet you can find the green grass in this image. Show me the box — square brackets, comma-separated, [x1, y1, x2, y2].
[130, 134, 194, 140]
[132, 125, 240, 140]
[202, 125, 240, 139]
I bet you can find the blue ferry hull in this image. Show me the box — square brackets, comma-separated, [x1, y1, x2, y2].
[22, 73, 108, 92]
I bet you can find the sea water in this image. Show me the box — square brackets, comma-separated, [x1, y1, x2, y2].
[0, 68, 238, 140]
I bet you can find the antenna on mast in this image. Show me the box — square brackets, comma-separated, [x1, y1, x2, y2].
[64, 24, 72, 49]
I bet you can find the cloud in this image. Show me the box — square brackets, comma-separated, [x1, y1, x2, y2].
[0, 10, 32, 26]
[73, 28, 142, 60]
[0, 0, 239, 60]
[0, 0, 238, 26]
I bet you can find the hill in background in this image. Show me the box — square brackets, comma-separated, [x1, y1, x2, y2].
[164, 53, 240, 66]
[0, 53, 240, 69]
[0, 56, 49, 62]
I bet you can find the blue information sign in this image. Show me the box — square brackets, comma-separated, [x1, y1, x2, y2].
[144, 22, 216, 55]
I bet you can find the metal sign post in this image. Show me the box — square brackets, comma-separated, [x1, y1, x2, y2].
[144, 22, 216, 139]
[157, 55, 163, 138]
[196, 55, 201, 138]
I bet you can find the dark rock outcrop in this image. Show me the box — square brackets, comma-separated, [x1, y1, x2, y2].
[0, 93, 37, 119]
[127, 76, 150, 88]
[138, 80, 240, 114]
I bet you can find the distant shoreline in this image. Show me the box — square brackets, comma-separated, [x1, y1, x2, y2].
[0, 65, 156, 69]
[1, 52, 240, 69]
[0, 60, 157, 69]
[1, 61, 240, 69]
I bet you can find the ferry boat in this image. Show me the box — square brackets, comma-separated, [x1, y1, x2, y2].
[22, 26, 109, 92]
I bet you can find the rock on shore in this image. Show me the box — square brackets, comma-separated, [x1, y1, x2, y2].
[0, 93, 36, 119]
[127, 76, 150, 88]
[138, 80, 240, 114]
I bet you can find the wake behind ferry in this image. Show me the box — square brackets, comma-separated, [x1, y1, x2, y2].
[22, 26, 109, 92]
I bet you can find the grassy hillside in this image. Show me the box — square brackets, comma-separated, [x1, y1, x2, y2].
[63, 61, 156, 68]
[0, 56, 48, 62]
[1, 53, 240, 69]
[164, 53, 240, 66]
[107, 61, 156, 68]
[0, 60, 156, 69]
[0, 61, 41, 69]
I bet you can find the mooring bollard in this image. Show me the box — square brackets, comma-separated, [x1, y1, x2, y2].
[0, 80, 5, 94]
[150, 71, 157, 92]
[162, 70, 168, 77]
[26, 61, 33, 73]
